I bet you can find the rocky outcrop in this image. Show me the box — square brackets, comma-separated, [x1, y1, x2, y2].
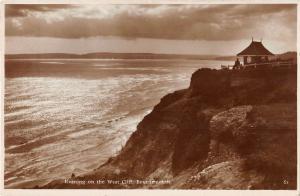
[184, 102, 296, 189]
[42, 68, 297, 189]
[209, 105, 252, 159]
[188, 160, 264, 189]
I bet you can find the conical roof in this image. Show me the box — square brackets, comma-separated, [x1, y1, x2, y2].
[237, 41, 274, 56]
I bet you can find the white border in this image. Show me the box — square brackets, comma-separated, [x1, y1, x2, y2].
[2, 190, 300, 196]
[1, 1, 299, 196]
[1, 0, 300, 4]
[1, 1, 5, 196]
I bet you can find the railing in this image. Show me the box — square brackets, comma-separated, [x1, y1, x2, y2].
[245, 62, 272, 67]
[221, 65, 230, 69]
[220, 65, 239, 70]
[221, 61, 295, 70]
[271, 61, 294, 67]
[245, 62, 292, 67]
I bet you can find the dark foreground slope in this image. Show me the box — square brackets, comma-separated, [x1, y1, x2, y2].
[43, 68, 297, 189]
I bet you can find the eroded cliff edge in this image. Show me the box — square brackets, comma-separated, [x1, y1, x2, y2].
[44, 68, 297, 189]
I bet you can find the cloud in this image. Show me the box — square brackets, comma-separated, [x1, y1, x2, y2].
[5, 4, 77, 17]
[5, 4, 297, 41]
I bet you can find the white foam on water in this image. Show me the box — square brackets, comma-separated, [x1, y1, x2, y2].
[40, 62, 65, 64]
[67, 128, 99, 138]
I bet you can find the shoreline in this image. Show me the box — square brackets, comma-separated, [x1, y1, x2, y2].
[4, 57, 196, 188]
[40, 67, 297, 189]
[4, 64, 297, 189]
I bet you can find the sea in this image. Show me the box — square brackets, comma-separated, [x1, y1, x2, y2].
[4, 58, 231, 188]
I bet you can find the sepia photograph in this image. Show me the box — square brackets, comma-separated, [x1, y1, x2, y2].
[2, 1, 298, 192]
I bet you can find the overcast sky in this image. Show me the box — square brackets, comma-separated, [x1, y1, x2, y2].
[5, 4, 297, 55]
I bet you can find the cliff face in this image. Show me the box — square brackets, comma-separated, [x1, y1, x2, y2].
[44, 68, 297, 189]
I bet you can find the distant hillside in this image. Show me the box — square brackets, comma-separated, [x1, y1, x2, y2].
[214, 56, 236, 61]
[5, 53, 219, 60]
[276, 51, 297, 60]
[214, 51, 297, 62]
[6, 51, 297, 62]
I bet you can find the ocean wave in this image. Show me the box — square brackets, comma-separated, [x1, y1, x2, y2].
[4, 59, 216, 188]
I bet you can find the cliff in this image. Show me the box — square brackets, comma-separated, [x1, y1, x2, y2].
[43, 67, 297, 189]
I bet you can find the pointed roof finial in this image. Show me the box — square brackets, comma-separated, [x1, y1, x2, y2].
[252, 37, 253, 42]
[260, 38, 263, 42]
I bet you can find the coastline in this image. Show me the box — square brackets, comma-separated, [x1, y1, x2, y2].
[40, 67, 297, 189]
[5, 58, 213, 188]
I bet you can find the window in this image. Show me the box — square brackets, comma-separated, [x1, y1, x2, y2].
[247, 56, 251, 63]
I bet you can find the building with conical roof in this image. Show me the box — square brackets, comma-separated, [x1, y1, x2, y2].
[237, 39, 274, 66]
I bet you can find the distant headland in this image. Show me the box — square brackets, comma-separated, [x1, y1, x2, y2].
[5, 51, 297, 61]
